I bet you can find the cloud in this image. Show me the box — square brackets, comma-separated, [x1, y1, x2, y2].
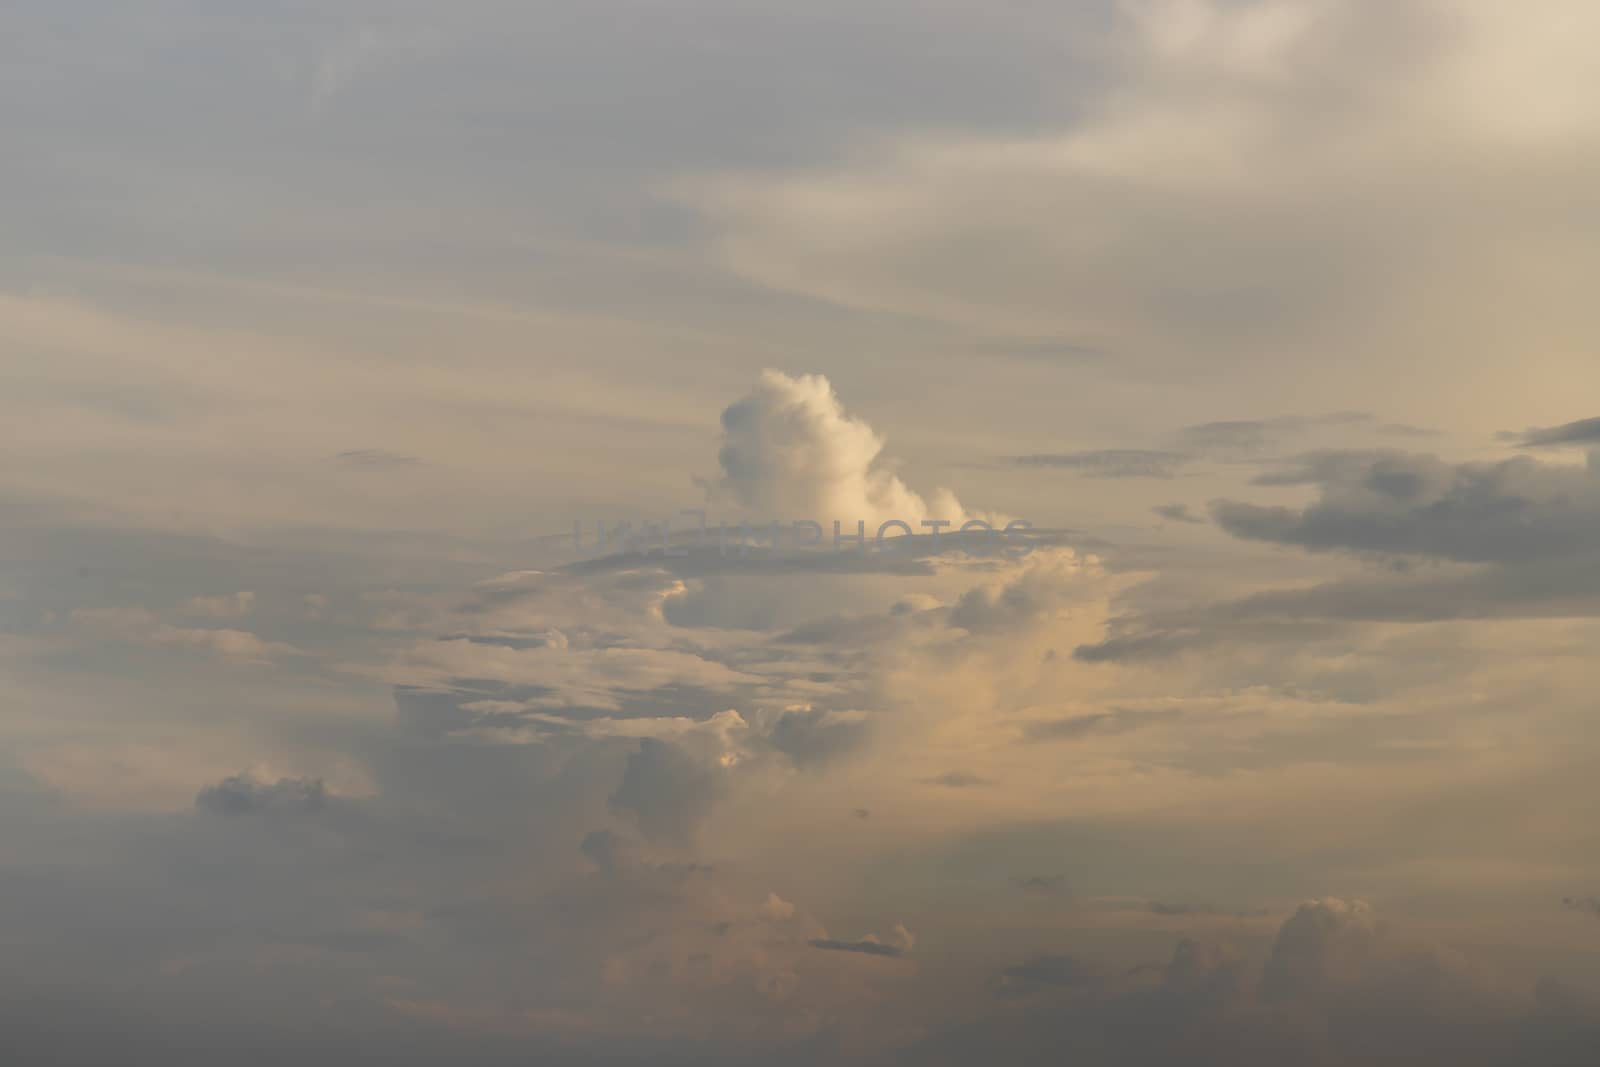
[609, 739, 726, 845]
[766, 707, 871, 769]
[712, 370, 967, 526]
[1152, 503, 1205, 524]
[1512, 416, 1600, 448]
[807, 923, 914, 959]
[1148, 899, 1265, 918]
[334, 448, 421, 469]
[1259, 897, 1379, 1003]
[1010, 875, 1071, 897]
[680, 0, 1600, 451]
[989, 953, 1106, 993]
[71, 606, 303, 663]
[1008, 450, 1187, 479]
[1008, 416, 1384, 488]
[7, 272, 1599, 1064]
[807, 937, 904, 958]
[1072, 540, 1600, 664]
[910, 898, 1599, 1066]
[1562, 897, 1600, 919]
[1212, 449, 1600, 563]
[1178, 414, 1372, 458]
[181, 591, 256, 619]
[761, 892, 797, 922]
[195, 774, 329, 816]
[948, 551, 1102, 634]
[1020, 708, 1182, 742]
[1073, 629, 1205, 663]
[12, 5, 1600, 1064]
[922, 772, 993, 789]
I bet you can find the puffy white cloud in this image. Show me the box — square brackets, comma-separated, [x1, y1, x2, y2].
[712, 370, 968, 527]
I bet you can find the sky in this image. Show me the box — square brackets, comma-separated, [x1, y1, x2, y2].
[5, 1, 1600, 1063]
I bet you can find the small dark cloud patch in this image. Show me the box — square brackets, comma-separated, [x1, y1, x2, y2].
[333, 448, 420, 469]
[989, 954, 1105, 995]
[609, 739, 722, 845]
[579, 829, 624, 874]
[195, 774, 327, 816]
[980, 336, 1107, 363]
[922, 771, 993, 789]
[1215, 449, 1600, 563]
[1011, 875, 1071, 896]
[911, 898, 1600, 1065]
[1153, 503, 1205, 524]
[768, 708, 869, 768]
[809, 937, 903, 958]
[1149, 899, 1269, 918]
[1379, 422, 1440, 438]
[435, 633, 564, 651]
[1562, 896, 1600, 918]
[1074, 630, 1206, 663]
[1512, 416, 1600, 448]
[1021, 708, 1182, 742]
[1149, 899, 1204, 915]
[1178, 413, 1372, 457]
[1181, 420, 1279, 453]
[393, 683, 570, 738]
[1009, 450, 1186, 479]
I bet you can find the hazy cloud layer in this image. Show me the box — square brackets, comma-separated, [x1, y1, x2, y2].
[6, 0, 1600, 1062]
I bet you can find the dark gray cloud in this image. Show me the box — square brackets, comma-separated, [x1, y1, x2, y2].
[1073, 628, 1218, 663]
[989, 953, 1106, 993]
[1178, 413, 1372, 457]
[1008, 414, 1392, 485]
[1073, 548, 1600, 663]
[1213, 449, 1600, 563]
[0, 992, 829, 1067]
[922, 771, 994, 789]
[1152, 503, 1205, 524]
[699, 407, 1418, 561]
[807, 937, 904, 958]
[581, 546, 944, 581]
[1378, 422, 1441, 438]
[767, 707, 871, 768]
[609, 739, 723, 845]
[777, 612, 923, 647]
[904, 899, 1600, 1067]
[195, 774, 328, 816]
[976, 336, 1108, 363]
[1021, 708, 1182, 742]
[1010, 875, 1071, 897]
[1511, 416, 1600, 448]
[948, 562, 1092, 635]
[1181, 419, 1286, 454]
[573, 529, 1085, 587]
[1008, 449, 1187, 479]
[579, 828, 626, 875]
[334, 448, 420, 469]
[1149, 899, 1268, 918]
[1562, 897, 1600, 919]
